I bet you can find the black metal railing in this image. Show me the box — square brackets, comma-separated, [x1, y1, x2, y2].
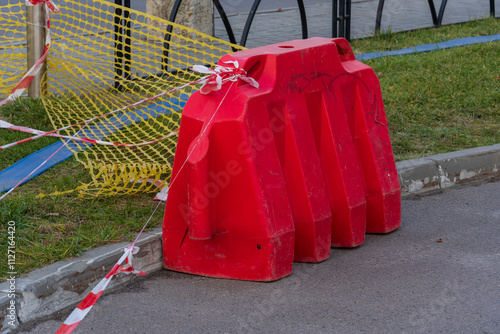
[112, 0, 347, 87]
[161, 0, 308, 79]
[163, 0, 239, 73]
[333, 0, 352, 41]
[113, 0, 497, 87]
[114, 0, 132, 90]
[166, 0, 309, 48]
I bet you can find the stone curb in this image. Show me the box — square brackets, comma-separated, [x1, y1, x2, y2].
[397, 144, 500, 195]
[0, 228, 163, 333]
[1, 144, 500, 333]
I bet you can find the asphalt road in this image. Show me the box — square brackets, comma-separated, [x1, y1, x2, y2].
[18, 179, 500, 333]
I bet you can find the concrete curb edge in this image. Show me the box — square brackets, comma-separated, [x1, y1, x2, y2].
[1, 228, 163, 333]
[1, 143, 500, 333]
[397, 144, 500, 195]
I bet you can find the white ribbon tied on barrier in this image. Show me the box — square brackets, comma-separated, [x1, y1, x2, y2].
[192, 60, 259, 95]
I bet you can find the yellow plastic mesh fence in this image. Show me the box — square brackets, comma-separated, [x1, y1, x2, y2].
[0, 0, 27, 98]
[15, 0, 243, 196]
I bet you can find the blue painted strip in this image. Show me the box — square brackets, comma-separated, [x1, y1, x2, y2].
[356, 34, 500, 61]
[66, 95, 189, 151]
[0, 143, 73, 192]
[0, 95, 189, 192]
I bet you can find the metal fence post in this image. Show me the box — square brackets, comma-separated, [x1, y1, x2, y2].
[333, 0, 351, 41]
[26, 4, 46, 98]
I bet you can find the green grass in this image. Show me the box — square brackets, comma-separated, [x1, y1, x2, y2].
[348, 18, 500, 160]
[365, 39, 500, 161]
[0, 99, 59, 168]
[0, 17, 499, 280]
[0, 187, 162, 280]
[0, 99, 164, 280]
[350, 16, 500, 54]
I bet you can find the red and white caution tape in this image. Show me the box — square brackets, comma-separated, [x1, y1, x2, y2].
[54, 196, 167, 334]
[0, 119, 179, 150]
[55, 246, 146, 334]
[0, 0, 59, 106]
[26, 0, 59, 13]
[51, 60, 260, 334]
[0, 71, 201, 149]
[0, 123, 94, 202]
[0, 61, 257, 204]
[0, 61, 257, 150]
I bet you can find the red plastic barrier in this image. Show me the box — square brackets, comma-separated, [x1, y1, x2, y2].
[163, 37, 401, 281]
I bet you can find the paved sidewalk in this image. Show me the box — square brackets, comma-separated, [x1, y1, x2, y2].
[17, 179, 500, 334]
[215, 0, 499, 48]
